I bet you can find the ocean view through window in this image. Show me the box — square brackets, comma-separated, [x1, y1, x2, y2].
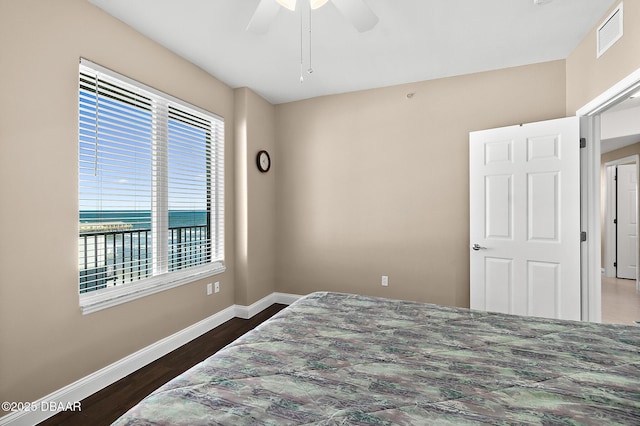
[78, 211, 210, 292]
[78, 59, 224, 312]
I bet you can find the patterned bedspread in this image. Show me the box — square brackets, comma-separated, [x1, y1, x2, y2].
[113, 292, 640, 425]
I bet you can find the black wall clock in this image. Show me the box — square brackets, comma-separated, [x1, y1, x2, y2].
[256, 150, 271, 173]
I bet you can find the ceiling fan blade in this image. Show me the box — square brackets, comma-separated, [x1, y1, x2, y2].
[331, 0, 379, 32]
[247, 0, 281, 34]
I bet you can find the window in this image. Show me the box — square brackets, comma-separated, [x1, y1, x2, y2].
[78, 59, 224, 314]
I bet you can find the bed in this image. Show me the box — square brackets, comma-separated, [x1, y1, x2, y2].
[113, 292, 640, 425]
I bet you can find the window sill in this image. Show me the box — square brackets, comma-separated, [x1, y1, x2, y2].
[79, 262, 226, 315]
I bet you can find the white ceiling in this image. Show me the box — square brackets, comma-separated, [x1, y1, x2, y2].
[88, 0, 616, 105]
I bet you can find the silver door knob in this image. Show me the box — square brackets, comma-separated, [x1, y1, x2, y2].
[472, 244, 486, 251]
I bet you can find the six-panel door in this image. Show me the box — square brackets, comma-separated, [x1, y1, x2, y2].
[469, 117, 581, 320]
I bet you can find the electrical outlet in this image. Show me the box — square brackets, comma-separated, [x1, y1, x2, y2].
[381, 275, 389, 287]
[206, 283, 213, 295]
[214, 281, 220, 293]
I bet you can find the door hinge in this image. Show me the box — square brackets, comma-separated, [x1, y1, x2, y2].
[614, 262, 617, 268]
[614, 218, 617, 224]
[580, 138, 587, 148]
[581, 231, 587, 242]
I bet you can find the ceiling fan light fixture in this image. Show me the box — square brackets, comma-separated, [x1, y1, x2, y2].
[276, 0, 297, 11]
[309, 0, 329, 9]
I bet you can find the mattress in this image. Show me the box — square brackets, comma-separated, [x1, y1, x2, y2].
[113, 292, 640, 425]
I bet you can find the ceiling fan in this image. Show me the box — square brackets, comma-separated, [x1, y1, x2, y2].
[247, 0, 379, 34]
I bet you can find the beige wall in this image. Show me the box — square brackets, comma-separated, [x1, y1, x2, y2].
[274, 61, 567, 307]
[234, 88, 277, 306]
[273, 0, 640, 309]
[566, 1, 640, 114]
[0, 0, 237, 405]
[3, 0, 640, 413]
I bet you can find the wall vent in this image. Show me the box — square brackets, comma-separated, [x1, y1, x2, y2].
[597, 3, 623, 58]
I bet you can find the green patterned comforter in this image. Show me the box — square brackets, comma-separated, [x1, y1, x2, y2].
[113, 292, 640, 425]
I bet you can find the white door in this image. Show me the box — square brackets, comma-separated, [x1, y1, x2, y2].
[470, 117, 581, 320]
[616, 164, 637, 279]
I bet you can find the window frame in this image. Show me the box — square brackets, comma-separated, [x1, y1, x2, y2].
[78, 58, 225, 315]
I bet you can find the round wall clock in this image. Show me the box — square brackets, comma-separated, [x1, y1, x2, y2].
[256, 150, 271, 173]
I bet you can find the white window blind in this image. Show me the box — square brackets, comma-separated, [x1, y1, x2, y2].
[78, 58, 224, 313]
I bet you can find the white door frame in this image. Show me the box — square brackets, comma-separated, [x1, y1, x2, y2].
[603, 156, 639, 281]
[577, 67, 640, 323]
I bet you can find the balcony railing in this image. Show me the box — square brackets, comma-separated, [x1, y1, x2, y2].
[79, 225, 210, 293]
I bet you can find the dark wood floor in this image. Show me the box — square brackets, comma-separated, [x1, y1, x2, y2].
[38, 304, 287, 426]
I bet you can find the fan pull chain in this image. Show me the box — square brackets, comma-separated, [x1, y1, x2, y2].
[308, 6, 313, 75]
[299, 2, 315, 83]
[300, 8, 304, 83]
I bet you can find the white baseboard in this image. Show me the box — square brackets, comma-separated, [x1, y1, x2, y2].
[235, 294, 275, 319]
[274, 292, 303, 306]
[0, 292, 302, 426]
[235, 292, 303, 319]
